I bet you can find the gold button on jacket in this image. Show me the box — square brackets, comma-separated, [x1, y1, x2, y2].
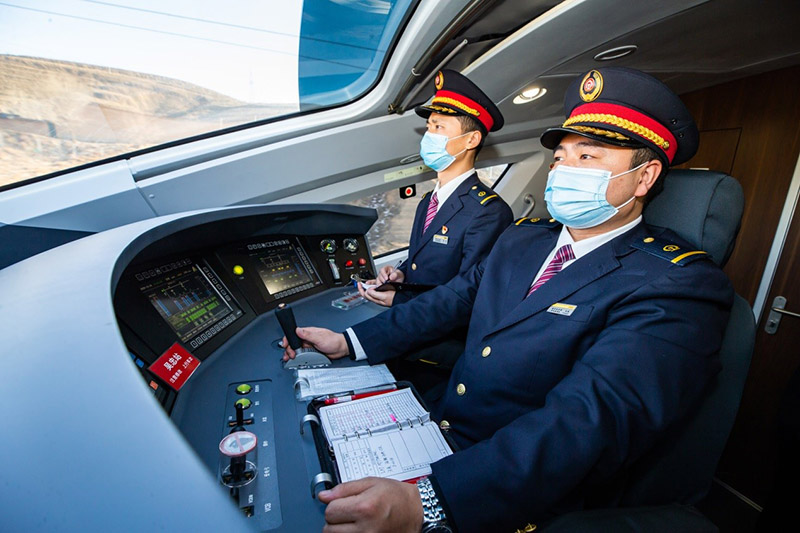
[456, 383, 466, 395]
[482, 346, 491, 357]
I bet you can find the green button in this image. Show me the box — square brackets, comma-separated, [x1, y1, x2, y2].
[236, 384, 252, 395]
[235, 398, 251, 409]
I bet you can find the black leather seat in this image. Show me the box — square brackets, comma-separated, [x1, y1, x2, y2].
[541, 170, 755, 532]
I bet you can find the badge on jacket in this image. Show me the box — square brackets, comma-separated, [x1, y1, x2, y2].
[547, 303, 576, 316]
[433, 234, 449, 245]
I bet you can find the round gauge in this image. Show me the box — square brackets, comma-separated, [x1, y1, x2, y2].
[219, 431, 257, 457]
[343, 238, 359, 253]
[320, 239, 337, 254]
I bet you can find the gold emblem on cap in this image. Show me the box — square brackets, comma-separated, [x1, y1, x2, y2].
[435, 71, 444, 90]
[663, 245, 680, 252]
[441, 226, 448, 235]
[579, 70, 604, 102]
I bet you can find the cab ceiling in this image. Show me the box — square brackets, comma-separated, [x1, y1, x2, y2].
[408, 0, 800, 135]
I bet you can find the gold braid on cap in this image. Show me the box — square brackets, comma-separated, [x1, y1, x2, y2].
[427, 104, 458, 114]
[568, 126, 631, 142]
[431, 96, 481, 117]
[564, 113, 670, 150]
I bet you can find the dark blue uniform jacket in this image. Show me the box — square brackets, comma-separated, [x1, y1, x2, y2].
[394, 173, 512, 304]
[351, 220, 734, 532]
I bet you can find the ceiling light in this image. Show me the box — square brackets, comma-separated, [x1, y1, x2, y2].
[593, 45, 637, 61]
[513, 87, 547, 104]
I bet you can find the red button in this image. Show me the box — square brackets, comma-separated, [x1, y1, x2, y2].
[358, 258, 367, 266]
[345, 260, 353, 267]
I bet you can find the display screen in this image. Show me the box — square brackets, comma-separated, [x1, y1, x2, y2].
[139, 260, 242, 345]
[247, 239, 321, 299]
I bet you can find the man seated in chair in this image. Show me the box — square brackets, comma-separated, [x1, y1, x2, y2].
[357, 70, 513, 397]
[284, 67, 734, 533]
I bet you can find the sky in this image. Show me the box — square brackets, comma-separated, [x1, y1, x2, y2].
[0, 0, 303, 103]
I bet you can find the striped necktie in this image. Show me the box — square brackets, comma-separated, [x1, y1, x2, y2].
[526, 244, 575, 297]
[422, 192, 439, 234]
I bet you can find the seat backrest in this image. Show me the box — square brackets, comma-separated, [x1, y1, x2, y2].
[618, 169, 754, 505]
[645, 169, 744, 267]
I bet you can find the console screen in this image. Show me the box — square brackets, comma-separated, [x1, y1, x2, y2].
[246, 239, 321, 299]
[138, 259, 242, 347]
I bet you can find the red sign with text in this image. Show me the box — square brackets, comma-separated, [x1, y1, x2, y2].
[149, 343, 200, 391]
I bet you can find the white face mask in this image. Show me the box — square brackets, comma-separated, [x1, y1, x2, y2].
[419, 131, 472, 172]
[544, 163, 646, 229]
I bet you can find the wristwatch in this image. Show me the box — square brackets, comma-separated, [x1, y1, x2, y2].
[417, 477, 453, 532]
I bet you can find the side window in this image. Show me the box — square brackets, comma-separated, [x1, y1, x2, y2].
[349, 164, 509, 257]
[476, 165, 508, 188]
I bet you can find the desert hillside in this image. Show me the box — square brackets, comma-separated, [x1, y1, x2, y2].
[0, 55, 297, 187]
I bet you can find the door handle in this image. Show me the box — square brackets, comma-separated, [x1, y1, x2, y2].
[765, 296, 799, 334]
[520, 194, 536, 218]
[771, 307, 800, 319]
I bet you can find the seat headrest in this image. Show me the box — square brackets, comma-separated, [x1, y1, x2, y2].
[644, 169, 744, 267]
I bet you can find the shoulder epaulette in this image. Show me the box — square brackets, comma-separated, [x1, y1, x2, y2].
[631, 236, 709, 266]
[468, 184, 500, 206]
[513, 216, 561, 228]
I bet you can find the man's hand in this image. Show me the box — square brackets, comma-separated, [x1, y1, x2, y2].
[357, 282, 396, 307]
[319, 477, 424, 533]
[281, 327, 349, 362]
[376, 264, 405, 284]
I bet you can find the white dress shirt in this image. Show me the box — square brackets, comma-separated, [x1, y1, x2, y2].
[430, 168, 476, 212]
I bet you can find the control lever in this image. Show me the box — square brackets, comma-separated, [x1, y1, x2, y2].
[230, 402, 246, 433]
[276, 303, 331, 369]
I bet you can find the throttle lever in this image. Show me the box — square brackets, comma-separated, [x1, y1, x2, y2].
[275, 303, 331, 370]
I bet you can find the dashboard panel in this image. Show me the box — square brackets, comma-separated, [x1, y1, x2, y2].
[0, 203, 387, 532]
[114, 217, 376, 411]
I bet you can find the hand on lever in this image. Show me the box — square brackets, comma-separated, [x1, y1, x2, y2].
[281, 327, 349, 362]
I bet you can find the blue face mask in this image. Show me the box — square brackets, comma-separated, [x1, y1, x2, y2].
[419, 131, 471, 172]
[544, 163, 645, 229]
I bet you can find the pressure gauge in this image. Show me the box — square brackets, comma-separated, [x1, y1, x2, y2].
[343, 238, 359, 253]
[320, 239, 337, 254]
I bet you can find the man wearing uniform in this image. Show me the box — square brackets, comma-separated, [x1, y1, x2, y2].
[285, 67, 734, 532]
[358, 69, 513, 308]
[358, 70, 513, 394]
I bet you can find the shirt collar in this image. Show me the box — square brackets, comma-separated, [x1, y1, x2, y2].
[555, 215, 643, 261]
[432, 168, 475, 207]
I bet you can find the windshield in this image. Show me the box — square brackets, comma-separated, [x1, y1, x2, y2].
[0, 0, 415, 188]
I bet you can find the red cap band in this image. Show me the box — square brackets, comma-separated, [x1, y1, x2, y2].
[432, 90, 494, 132]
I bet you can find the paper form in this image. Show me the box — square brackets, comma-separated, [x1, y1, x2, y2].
[320, 388, 429, 439]
[332, 423, 452, 482]
[294, 364, 395, 400]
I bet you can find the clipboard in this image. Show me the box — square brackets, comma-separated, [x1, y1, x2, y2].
[302, 381, 456, 492]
